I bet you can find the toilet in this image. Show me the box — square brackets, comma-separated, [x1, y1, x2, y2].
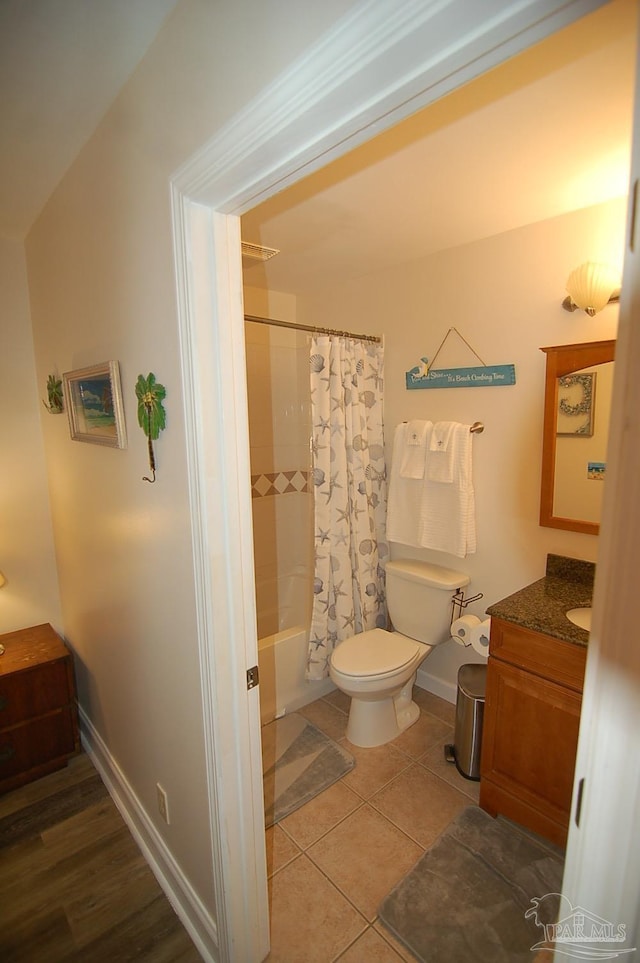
[329, 559, 470, 747]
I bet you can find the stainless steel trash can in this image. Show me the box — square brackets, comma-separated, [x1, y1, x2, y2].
[453, 663, 487, 780]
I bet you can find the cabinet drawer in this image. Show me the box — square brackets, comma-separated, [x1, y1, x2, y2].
[490, 618, 586, 691]
[0, 709, 77, 780]
[0, 659, 71, 726]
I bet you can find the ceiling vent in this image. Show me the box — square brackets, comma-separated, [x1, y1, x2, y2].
[241, 241, 280, 262]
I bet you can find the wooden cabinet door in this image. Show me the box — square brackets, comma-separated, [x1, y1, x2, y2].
[480, 656, 582, 844]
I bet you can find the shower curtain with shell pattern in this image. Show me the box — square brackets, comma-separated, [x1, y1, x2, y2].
[307, 334, 388, 681]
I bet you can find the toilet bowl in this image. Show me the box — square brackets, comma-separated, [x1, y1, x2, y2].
[329, 559, 469, 748]
[329, 628, 431, 747]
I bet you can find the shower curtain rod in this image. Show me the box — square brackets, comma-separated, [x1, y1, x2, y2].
[244, 313, 382, 344]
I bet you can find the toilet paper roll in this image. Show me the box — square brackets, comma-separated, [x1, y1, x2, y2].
[451, 614, 481, 645]
[469, 618, 491, 657]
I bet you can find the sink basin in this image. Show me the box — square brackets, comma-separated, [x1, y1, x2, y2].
[566, 607, 592, 632]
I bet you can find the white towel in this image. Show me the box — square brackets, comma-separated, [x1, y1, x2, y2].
[430, 421, 456, 452]
[420, 423, 476, 557]
[427, 421, 457, 482]
[400, 420, 430, 479]
[388, 420, 476, 557]
[387, 423, 429, 546]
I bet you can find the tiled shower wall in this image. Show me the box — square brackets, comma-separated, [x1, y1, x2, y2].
[245, 320, 314, 639]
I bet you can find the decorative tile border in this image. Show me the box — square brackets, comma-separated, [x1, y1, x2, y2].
[251, 470, 309, 498]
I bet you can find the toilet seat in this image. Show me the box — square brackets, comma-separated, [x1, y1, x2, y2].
[331, 629, 420, 678]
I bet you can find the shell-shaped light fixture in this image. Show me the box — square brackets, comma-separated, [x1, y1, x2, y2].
[564, 262, 621, 316]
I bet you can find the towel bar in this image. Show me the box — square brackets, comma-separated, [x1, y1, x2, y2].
[402, 420, 484, 433]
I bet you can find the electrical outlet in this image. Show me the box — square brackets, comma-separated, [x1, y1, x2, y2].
[156, 783, 170, 824]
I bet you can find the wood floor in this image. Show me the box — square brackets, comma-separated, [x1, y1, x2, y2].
[0, 752, 202, 962]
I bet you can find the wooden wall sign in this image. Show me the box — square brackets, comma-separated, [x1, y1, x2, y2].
[406, 362, 516, 390]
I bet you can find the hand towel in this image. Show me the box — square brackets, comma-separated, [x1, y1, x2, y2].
[430, 421, 456, 452]
[427, 421, 457, 483]
[387, 422, 431, 546]
[400, 420, 430, 479]
[419, 423, 476, 557]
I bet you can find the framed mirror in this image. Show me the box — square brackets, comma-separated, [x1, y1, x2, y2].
[540, 340, 616, 535]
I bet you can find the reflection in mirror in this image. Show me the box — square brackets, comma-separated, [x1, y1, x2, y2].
[540, 340, 616, 535]
[554, 362, 614, 525]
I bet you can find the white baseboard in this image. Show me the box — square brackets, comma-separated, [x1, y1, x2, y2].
[78, 707, 219, 963]
[415, 666, 457, 705]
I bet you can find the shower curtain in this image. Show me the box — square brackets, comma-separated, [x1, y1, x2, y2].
[306, 334, 388, 681]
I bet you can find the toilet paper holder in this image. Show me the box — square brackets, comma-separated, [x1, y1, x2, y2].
[451, 588, 484, 626]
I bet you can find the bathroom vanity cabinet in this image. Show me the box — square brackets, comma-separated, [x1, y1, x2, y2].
[479, 616, 586, 847]
[0, 623, 79, 794]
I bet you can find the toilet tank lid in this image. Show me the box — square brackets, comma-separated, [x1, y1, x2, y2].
[386, 559, 470, 590]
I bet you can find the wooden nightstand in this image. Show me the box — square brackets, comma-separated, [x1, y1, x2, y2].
[0, 623, 80, 794]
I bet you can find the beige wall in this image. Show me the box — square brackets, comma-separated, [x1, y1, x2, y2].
[24, 0, 358, 928]
[244, 289, 313, 641]
[0, 236, 61, 635]
[299, 197, 625, 694]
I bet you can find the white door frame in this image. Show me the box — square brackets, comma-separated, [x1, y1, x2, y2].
[561, 14, 640, 951]
[170, 2, 618, 959]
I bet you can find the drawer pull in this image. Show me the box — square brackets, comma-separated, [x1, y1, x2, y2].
[0, 745, 15, 764]
[0, 695, 7, 711]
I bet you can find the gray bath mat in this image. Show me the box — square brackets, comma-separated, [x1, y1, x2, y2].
[378, 806, 564, 963]
[262, 712, 355, 828]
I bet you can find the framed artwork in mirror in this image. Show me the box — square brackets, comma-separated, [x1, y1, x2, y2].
[556, 372, 596, 436]
[63, 361, 127, 448]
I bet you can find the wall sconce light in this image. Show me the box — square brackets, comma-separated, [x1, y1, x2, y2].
[562, 261, 621, 317]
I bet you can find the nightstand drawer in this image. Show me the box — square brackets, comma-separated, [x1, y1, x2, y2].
[0, 709, 77, 780]
[0, 660, 71, 726]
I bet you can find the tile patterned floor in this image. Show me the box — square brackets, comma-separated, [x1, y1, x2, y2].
[264, 687, 481, 962]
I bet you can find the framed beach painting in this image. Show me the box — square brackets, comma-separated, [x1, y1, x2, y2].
[63, 361, 127, 448]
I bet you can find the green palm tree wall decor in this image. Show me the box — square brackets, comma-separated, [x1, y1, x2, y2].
[135, 373, 166, 483]
[43, 374, 64, 413]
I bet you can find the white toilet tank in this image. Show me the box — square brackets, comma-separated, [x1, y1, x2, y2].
[386, 559, 470, 646]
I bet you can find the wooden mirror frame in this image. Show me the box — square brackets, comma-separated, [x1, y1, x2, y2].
[540, 339, 616, 535]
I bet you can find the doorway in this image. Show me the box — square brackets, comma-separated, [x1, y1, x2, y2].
[171, 2, 630, 959]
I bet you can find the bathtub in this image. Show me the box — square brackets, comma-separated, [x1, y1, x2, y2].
[258, 625, 335, 725]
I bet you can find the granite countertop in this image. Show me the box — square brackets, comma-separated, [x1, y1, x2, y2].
[486, 554, 594, 647]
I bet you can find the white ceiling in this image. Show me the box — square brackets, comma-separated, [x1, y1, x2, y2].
[0, 0, 180, 240]
[242, 0, 637, 295]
